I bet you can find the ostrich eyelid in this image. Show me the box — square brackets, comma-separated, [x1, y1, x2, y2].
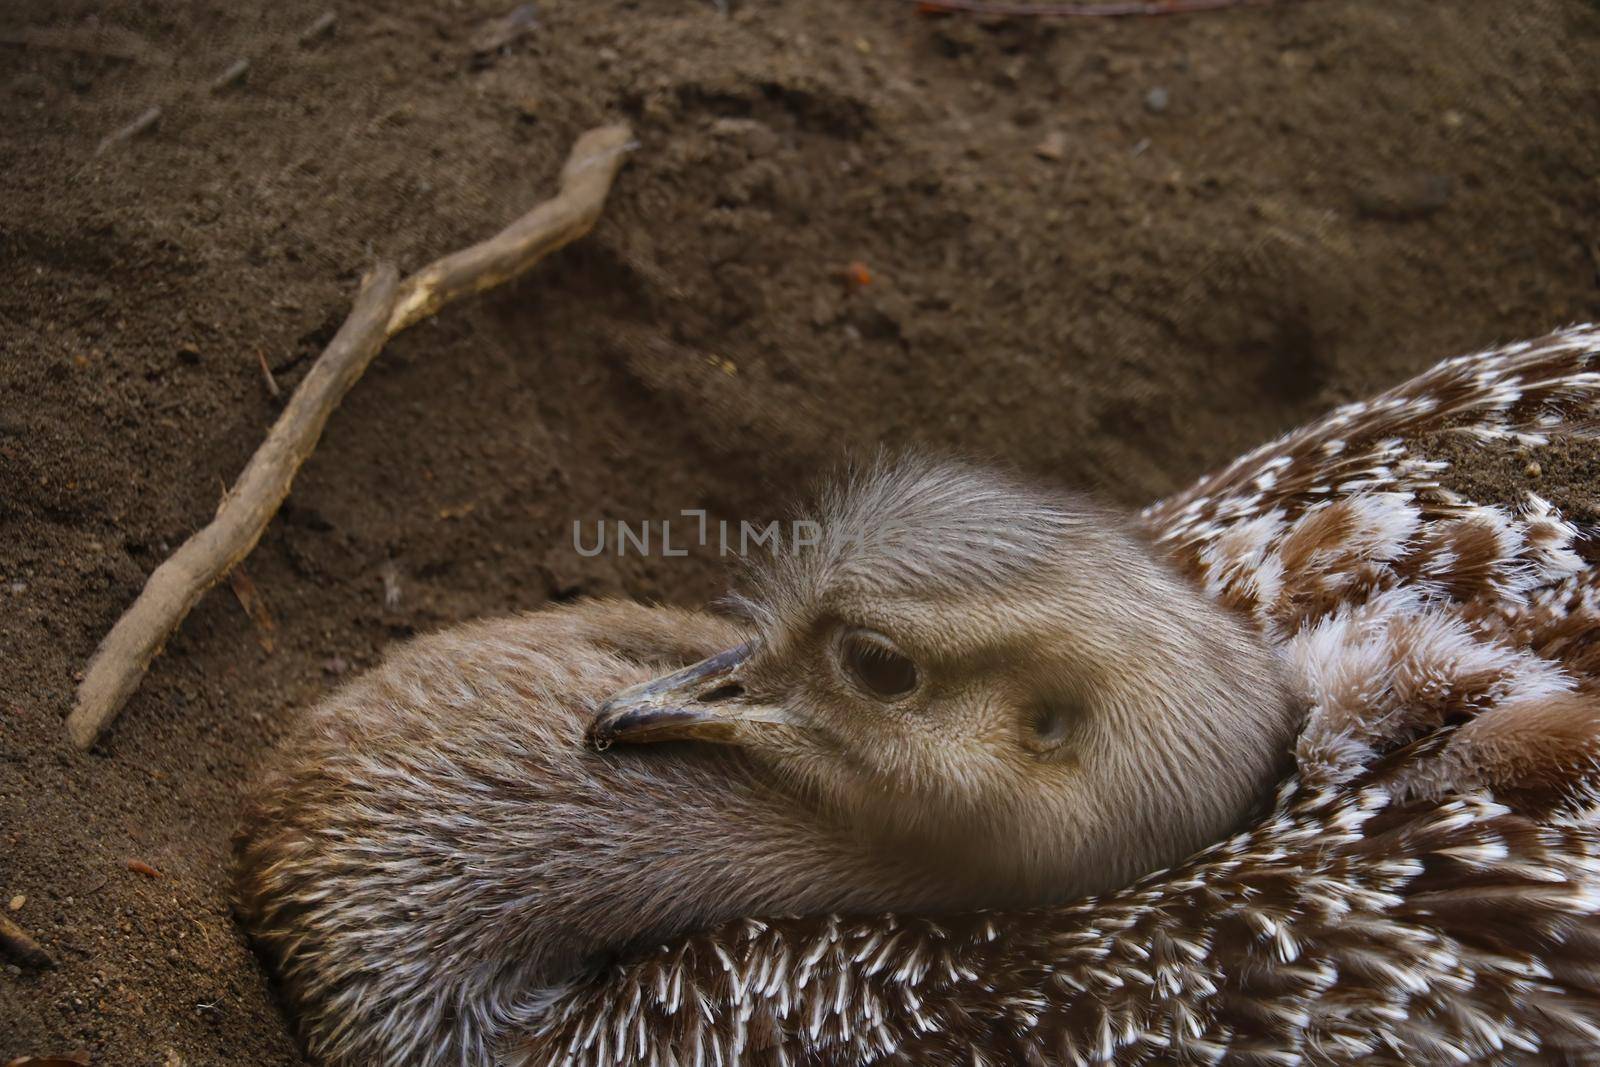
[836, 627, 921, 701]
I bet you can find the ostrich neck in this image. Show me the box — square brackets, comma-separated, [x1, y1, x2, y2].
[422, 747, 961, 1060]
[509, 750, 962, 970]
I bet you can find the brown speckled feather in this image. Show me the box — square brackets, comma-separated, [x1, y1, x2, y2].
[514, 325, 1600, 1066]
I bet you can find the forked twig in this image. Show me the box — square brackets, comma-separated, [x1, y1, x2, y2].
[66, 124, 634, 749]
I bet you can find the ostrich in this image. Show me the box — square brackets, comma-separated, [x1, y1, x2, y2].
[238, 325, 1600, 1066]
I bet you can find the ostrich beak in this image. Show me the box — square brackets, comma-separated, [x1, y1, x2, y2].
[588, 644, 786, 749]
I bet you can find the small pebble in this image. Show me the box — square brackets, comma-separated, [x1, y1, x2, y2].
[1525, 461, 1542, 478]
[1144, 87, 1170, 115]
[7, 894, 23, 911]
[1034, 131, 1068, 162]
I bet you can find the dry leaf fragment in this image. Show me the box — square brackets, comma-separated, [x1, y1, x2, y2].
[126, 859, 163, 879]
[5, 1051, 89, 1066]
[0, 913, 54, 969]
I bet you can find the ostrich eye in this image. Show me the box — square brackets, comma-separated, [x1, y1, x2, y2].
[838, 629, 919, 700]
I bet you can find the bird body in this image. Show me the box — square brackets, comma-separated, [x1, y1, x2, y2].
[238, 324, 1600, 1066]
[236, 463, 1299, 1064]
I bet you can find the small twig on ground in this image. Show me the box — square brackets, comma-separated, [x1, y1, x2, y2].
[209, 58, 250, 94]
[298, 11, 338, 46]
[228, 563, 277, 652]
[255, 349, 281, 399]
[908, 0, 1289, 15]
[0, 913, 53, 969]
[91, 9, 331, 161]
[66, 124, 634, 750]
[94, 106, 161, 156]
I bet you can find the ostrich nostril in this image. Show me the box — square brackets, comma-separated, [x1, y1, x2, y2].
[697, 683, 745, 703]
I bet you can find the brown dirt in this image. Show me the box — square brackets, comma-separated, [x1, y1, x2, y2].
[3, 0, 1599, 1062]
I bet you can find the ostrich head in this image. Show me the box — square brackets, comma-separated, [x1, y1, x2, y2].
[591, 457, 1303, 900]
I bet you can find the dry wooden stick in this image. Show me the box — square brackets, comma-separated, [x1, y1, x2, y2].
[66, 123, 634, 750]
[386, 124, 633, 333]
[64, 268, 395, 749]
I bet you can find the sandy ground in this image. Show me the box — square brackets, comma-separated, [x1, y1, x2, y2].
[3, 0, 1599, 1062]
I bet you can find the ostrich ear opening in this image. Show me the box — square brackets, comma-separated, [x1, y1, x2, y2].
[1021, 693, 1090, 756]
[588, 644, 791, 749]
